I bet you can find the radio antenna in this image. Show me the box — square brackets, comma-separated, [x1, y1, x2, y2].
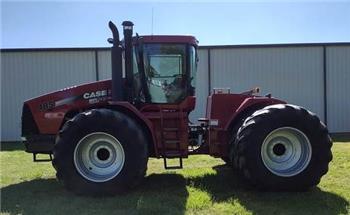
[151, 7, 154, 35]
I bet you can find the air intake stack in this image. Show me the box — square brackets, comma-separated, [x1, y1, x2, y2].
[122, 21, 134, 102]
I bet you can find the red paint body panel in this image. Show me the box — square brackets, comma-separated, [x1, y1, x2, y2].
[205, 93, 285, 130]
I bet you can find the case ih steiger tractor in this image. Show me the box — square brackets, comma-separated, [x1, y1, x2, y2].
[22, 21, 332, 195]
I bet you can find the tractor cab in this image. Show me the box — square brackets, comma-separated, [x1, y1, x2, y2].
[108, 21, 198, 108]
[132, 38, 197, 104]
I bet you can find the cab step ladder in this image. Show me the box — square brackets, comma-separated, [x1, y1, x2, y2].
[160, 106, 184, 169]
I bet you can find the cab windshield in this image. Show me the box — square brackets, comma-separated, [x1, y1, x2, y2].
[133, 43, 196, 103]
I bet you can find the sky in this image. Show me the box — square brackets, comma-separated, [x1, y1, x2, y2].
[1, 1, 350, 48]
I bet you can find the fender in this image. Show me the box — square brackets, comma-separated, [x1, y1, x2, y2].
[206, 95, 286, 157]
[224, 97, 286, 131]
[107, 101, 158, 156]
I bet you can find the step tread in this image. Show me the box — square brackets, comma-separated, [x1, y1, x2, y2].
[163, 128, 179, 131]
[163, 151, 182, 158]
[164, 140, 180, 144]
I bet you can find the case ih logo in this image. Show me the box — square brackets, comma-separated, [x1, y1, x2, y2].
[83, 90, 110, 104]
[83, 90, 108, 99]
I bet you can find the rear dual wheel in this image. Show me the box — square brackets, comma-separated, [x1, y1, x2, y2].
[52, 109, 148, 196]
[232, 104, 332, 191]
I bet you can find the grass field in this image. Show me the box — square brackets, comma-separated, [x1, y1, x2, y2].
[1, 141, 349, 215]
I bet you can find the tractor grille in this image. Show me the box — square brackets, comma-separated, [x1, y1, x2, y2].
[22, 104, 39, 136]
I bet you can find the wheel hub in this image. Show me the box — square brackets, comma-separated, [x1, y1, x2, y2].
[74, 132, 125, 182]
[273, 143, 286, 156]
[97, 148, 110, 161]
[261, 127, 312, 177]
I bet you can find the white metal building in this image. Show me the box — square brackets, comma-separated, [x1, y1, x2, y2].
[1, 43, 349, 141]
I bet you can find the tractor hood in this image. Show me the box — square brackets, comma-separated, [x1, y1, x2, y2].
[22, 80, 113, 135]
[24, 79, 113, 116]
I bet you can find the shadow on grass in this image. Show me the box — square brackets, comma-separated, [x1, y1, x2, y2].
[0, 174, 188, 215]
[331, 134, 350, 143]
[188, 164, 349, 215]
[1, 165, 348, 215]
[0, 142, 24, 151]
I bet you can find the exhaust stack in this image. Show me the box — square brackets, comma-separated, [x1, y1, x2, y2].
[108, 21, 123, 101]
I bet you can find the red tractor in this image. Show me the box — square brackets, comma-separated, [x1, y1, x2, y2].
[22, 21, 332, 195]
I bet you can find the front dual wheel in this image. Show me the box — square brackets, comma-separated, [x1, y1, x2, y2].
[233, 104, 332, 191]
[52, 109, 148, 196]
[73, 132, 125, 183]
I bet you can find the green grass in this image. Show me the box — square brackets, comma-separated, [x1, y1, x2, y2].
[1, 141, 349, 215]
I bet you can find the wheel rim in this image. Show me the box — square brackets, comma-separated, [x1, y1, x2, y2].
[74, 132, 125, 182]
[261, 127, 312, 177]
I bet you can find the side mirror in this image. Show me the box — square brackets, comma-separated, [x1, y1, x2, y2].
[107, 38, 114, 44]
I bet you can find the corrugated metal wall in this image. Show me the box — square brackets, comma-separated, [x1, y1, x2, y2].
[326, 46, 350, 132]
[97, 50, 111, 80]
[189, 49, 209, 122]
[1, 51, 96, 141]
[209, 47, 325, 121]
[1, 44, 349, 141]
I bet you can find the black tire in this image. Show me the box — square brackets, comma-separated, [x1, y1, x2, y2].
[227, 108, 262, 168]
[221, 157, 231, 165]
[232, 104, 332, 191]
[52, 109, 148, 196]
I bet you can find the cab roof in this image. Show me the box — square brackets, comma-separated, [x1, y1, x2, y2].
[135, 35, 198, 46]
